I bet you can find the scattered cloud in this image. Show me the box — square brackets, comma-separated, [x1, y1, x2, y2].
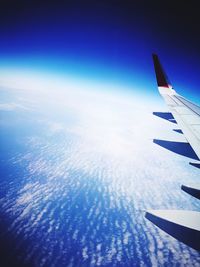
[0, 102, 30, 111]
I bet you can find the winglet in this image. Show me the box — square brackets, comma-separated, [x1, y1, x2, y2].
[152, 54, 172, 88]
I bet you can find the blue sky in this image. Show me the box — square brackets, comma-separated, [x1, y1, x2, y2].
[0, 1, 200, 103]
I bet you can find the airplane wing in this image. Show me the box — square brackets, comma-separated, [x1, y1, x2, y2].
[152, 54, 200, 160]
[145, 210, 200, 251]
[145, 54, 200, 252]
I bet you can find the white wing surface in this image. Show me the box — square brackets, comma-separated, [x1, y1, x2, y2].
[145, 55, 200, 251]
[152, 54, 200, 160]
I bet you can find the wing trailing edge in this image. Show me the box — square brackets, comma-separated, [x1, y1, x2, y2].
[145, 54, 200, 252]
[145, 210, 200, 251]
[152, 54, 200, 160]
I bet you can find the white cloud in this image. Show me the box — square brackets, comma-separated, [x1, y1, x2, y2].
[1, 68, 200, 266]
[0, 102, 29, 111]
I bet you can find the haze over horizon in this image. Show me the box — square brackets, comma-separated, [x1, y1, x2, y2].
[1, 1, 200, 102]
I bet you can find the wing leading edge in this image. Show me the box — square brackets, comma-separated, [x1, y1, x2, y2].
[145, 54, 200, 251]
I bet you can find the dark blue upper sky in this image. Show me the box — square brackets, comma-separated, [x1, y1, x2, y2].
[0, 0, 200, 102]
